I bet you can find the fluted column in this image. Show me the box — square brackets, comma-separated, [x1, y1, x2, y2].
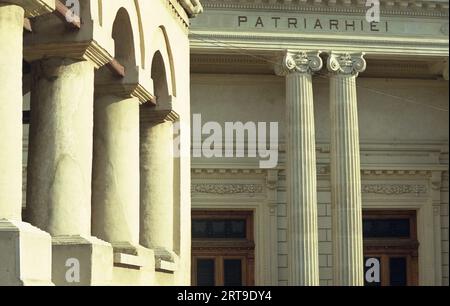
[92, 94, 140, 248]
[327, 52, 366, 286]
[276, 51, 322, 286]
[27, 58, 96, 237]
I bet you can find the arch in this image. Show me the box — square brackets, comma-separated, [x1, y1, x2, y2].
[149, 26, 177, 97]
[151, 51, 170, 104]
[112, 8, 136, 68]
[133, 0, 146, 69]
[98, 0, 103, 25]
[98, 1, 145, 70]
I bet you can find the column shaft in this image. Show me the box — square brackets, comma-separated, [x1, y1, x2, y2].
[92, 95, 140, 245]
[0, 4, 24, 220]
[286, 72, 319, 286]
[140, 120, 174, 251]
[330, 74, 364, 286]
[27, 58, 95, 236]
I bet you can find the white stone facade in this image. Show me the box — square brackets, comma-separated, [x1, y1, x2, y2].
[1, 0, 448, 286]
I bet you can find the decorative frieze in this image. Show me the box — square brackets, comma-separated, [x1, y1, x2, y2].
[361, 183, 427, 195]
[191, 183, 264, 194]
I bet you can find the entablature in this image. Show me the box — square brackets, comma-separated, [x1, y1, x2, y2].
[190, 0, 449, 58]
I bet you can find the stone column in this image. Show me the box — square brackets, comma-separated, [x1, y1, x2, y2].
[327, 52, 366, 286]
[275, 51, 322, 286]
[0, 3, 24, 220]
[27, 58, 95, 237]
[140, 106, 178, 259]
[26, 57, 113, 285]
[0, 0, 54, 286]
[91, 93, 140, 250]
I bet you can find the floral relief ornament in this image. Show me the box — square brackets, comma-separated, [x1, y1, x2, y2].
[275, 50, 323, 76]
[327, 52, 367, 76]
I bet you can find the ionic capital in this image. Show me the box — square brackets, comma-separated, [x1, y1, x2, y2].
[327, 52, 367, 77]
[275, 50, 323, 76]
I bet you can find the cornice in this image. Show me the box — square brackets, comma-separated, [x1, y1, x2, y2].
[190, 32, 449, 58]
[165, 0, 204, 30]
[191, 53, 446, 78]
[200, 0, 449, 18]
[95, 83, 155, 105]
[166, 0, 190, 30]
[179, 0, 204, 17]
[24, 40, 113, 69]
[191, 167, 441, 177]
[2, 0, 55, 18]
[192, 168, 266, 175]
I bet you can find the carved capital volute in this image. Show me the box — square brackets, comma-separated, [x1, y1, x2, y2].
[275, 50, 323, 76]
[327, 52, 367, 77]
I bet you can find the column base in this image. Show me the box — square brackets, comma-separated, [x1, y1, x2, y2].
[154, 247, 178, 273]
[52, 235, 113, 286]
[0, 219, 53, 286]
[110, 243, 156, 285]
[111, 241, 154, 270]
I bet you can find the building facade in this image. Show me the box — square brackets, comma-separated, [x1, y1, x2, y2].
[189, 0, 449, 286]
[1, 0, 201, 285]
[0, 0, 448, 287]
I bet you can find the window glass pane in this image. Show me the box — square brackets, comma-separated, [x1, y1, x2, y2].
[196, 259, 215, 286]
[364, 257, 381, 286]
[192, 219, 246, 238]
[389, 257, 407, 286]
[192, 220, 208, 237]
[212, 220, 226, 236]
[224, 259, 242, 286]
[23, 111, 31, 125]
[230, 220, 245, 236]
[363, 219, 410, 238]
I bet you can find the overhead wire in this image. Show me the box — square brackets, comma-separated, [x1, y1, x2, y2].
[190, 33, 449, 112]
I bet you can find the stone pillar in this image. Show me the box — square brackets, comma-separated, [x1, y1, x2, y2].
[91, 93, 140, 249]
[26, 57, 112, 285]
[140, 107, 178, 258]
[0, 0, 54, 286]
[327, 52, 367, 286]
[27, 58, 95, 236]
[275, 51, 322, 286]
[0, 4, 24, 220]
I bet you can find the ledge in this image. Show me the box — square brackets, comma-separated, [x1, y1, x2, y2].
[113, 253, 144, 269]
[154, 248, 178, 273]
[155, 259, 177, 273]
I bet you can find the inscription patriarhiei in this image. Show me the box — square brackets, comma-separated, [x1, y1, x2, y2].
[237, 0, 384, 32]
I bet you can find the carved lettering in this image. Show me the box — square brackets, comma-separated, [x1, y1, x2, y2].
[235, 16, 389, 33]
